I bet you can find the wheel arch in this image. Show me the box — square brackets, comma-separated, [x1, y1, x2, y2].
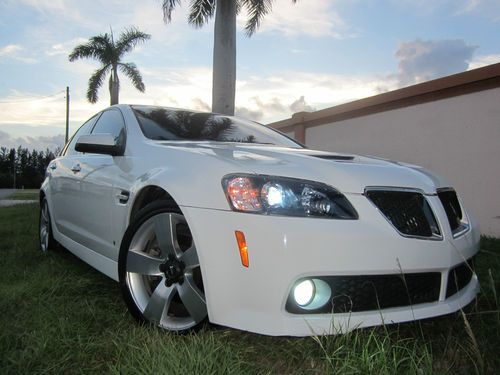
[129, 185, 179, 223]
[39, 189, 46, 203]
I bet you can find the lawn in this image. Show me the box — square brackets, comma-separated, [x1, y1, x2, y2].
[7, 189, 39, 201]
[0, 203, 499, 374]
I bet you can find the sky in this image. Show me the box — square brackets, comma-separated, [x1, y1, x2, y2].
[0, 0, 499, 150]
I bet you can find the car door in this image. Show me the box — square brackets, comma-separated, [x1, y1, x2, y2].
[73, 108, 128, 260]
[49, 114, 99, 238]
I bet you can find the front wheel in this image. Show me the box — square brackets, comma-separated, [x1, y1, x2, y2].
[39, 198, 57, 252]
[119, 201, 207, 332]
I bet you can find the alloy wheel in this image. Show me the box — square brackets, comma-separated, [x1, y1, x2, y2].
[125, 212, 206, 330]
[39, 200, 50, 252]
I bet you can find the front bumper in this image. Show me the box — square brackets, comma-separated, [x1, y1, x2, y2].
[181, 193, 480, 336]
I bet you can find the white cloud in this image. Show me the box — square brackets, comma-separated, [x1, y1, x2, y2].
[0, 44, 38, 64]
[46, 38, 88, 57]
[191, 98, 211, 112]
[395, 39, 477, 87]
[0, 129, 64, 150]
[468, 54, 500, 70]
[289, 96, 315, 113]
[17, 0, 68, 13]
[0, 44, 22, 55]
[459, 0, 500, 18]
[238, 0, 348, 38]
[0, 66, 397, 133]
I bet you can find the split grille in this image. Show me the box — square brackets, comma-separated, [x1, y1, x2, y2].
[286, 272, 441, 314]
[438, 189, 463, 232]
[365, 190, 441, 239]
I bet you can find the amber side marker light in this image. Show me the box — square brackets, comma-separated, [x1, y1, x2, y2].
[235, 230, 249, 267]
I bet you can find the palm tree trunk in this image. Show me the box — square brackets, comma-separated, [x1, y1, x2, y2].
[212, 0, 236, 115]
[110, 65, 120, 105]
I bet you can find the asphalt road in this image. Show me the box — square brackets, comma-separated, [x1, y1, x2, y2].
[0, 189, 15, 200]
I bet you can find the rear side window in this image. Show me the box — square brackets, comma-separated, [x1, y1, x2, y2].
[63, 114, 99, 156]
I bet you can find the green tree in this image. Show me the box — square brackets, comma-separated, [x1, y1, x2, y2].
[69, 27, 151, 105]
[161, 0, 298, 115]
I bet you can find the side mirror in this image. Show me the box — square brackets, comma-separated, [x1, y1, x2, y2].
[75, 134, 124, 156]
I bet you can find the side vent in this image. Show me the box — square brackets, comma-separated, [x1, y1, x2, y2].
[117, 190, 130, 204]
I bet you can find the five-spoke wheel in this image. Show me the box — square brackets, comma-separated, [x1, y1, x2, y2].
[39, 198, 56, 252]
[119, 201, 207, 331]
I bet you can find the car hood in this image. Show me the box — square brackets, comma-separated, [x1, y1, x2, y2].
[154, 141, 451, 194]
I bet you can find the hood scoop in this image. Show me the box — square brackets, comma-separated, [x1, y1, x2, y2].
[307, 154, 355, 161]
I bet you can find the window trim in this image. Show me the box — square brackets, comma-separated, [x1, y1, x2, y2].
[62, 113, 101, 156]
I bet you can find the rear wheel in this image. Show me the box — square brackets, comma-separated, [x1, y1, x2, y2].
[119, 201, 207, 331]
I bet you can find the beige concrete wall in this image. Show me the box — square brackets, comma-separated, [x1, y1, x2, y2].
[306, 87, 500, 236]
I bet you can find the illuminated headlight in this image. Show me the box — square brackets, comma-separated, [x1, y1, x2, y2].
[222, 174, 358, 219]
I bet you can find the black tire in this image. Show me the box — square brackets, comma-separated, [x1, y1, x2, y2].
[119, 200, 207, 332]
[39, 198, 57, 252]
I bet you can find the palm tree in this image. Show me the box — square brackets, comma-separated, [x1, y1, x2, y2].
[69, 27, 151, 105]
[161, 0, 298, 116]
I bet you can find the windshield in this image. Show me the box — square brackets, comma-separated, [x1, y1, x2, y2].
[132, 105, 302, 148]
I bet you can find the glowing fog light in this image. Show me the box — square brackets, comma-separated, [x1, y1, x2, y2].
[293, 279, 315, 306]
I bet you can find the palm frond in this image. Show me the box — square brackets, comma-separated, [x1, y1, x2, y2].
[87, 65, 111, 103]
[241, 0, 298, 36]
[69, 34, 113, 64]
[119, 63, 146, 92]
[162, 0, 182, 23]
[242, 0, 273, 36]
[69, 41, 103, 62]
[116, 27, 151, 57]
[188, 0, 216, 27]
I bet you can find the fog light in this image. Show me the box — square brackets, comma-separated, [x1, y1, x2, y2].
[293, 279, 315, 306]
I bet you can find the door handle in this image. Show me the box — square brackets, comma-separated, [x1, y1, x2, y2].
[71, 164, 81, 173]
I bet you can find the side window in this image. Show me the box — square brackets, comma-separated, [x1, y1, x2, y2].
[91, 109, 126, 143]
[63, 114, 99, 156]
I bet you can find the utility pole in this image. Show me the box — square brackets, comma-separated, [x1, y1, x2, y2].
[65, 86, 70, 144]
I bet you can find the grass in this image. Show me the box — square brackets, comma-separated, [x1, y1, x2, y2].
[0, 203, 499, 374]
[8, 189, 39, 201]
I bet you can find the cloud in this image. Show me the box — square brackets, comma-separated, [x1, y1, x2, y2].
[46, 38, 88, 57]
[0, 129, 64, 150]
[0, 90, 74, 126]
[394, 0, 500, 20]
[237, 0, 348, 38]
[0, 44, 22, 55]
[458, 0, 500, 20]
[235, 106, 264, 121]
[468, 54, 500, 70]
[395, 39, 477, 87]
[0, 44, 38, 64]
[289, 96, 315, 113]
[191, 98, 210, 112]
[236, 96, 316, 122]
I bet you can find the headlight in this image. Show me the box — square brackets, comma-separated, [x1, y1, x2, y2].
[222, 174, 358, 219]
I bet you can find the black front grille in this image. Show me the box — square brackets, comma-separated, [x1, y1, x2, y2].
[286, 273, 441, 314]
[438, 190, 462, 232]
[366, 190, 440, 238]
[446, 259, 474, 298]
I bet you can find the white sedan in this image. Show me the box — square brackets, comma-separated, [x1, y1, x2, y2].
[39, 104, 480, 336]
